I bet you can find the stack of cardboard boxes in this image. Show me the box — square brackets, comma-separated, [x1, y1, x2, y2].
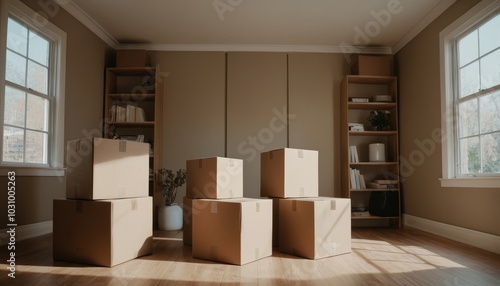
[183, 157, 273, 265]
[53, 138, 153, 267]
[261, 148, 351, 260]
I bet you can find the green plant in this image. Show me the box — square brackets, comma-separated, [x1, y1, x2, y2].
[368, 110, 391, 130]
[157, 168, 187, 206]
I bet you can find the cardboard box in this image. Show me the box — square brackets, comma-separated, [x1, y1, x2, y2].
[116, 49, 150, 67]
[272, 198, 280, 246]
[279, 197, 351, 259]
[182, 197, 194, 245]
[66, 137, 149, 200]
[192, 198, 272, 265]
[261, 148, 318, 198]
[186, 157, 243, 199]
[351, 54, 391, 76]
[53, 197, 153, 267]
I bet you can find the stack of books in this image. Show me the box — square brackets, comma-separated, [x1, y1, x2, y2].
[349, 168, 366, 190]
[109, 105, 146, 122]
[348, 123, 364, 131]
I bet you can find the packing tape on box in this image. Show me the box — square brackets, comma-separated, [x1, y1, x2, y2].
[227, 160, 234, 167]
[255, 248, 260, 259]
[330, 200, 336, 210]
[292, 200, 297, 212]
[298, 149, 304, 158]
[255, 202, 261, 212]
[131, 199, 137, 211]
[119, 140, 127, 152]
[198, 159, 203, 168]
[211, 202, 218, 214]
[269, 151, 274, 160]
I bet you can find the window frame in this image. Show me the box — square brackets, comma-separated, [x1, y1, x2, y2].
[439, 0, 500, 188]
[0, 0, 66, 177]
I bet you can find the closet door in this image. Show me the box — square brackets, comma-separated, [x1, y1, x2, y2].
[227, 52, 288, 198]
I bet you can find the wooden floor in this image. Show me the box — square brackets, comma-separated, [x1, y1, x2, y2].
[1, 227, 500, 285]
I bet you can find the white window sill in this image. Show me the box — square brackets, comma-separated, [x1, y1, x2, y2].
[0, 167, 65, 177]
[440, 177, 500, 188]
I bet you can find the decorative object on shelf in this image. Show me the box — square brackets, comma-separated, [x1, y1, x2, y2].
[368, 110, 391, 130]
[157, 168, 187, 231]
[373, 95, 392, 102]
[369, 143, 386, 162]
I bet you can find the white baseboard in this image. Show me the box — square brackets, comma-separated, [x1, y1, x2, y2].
[0, 220, 53, 246]
[403, 214, 500, 255]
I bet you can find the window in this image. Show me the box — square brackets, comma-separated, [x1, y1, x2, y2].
[440, 0, 500, 188]
[0, 0, 66, 176]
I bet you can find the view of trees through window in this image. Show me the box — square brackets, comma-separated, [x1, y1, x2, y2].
[3, 17, 50, 165]
[457, 13, 500, 176]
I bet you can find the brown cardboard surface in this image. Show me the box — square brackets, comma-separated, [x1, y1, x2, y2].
[66, 137, 149, 200]
[53, 197, 153, 267]
[186, 157, 243, 199]
[116, 50, 150, 67]
[182, 197, 194, 245]
[279, 197, 351, 259]
[261, 148, 319, 198]
[351, 54, 391, 76]
[192, 198, 272, 265]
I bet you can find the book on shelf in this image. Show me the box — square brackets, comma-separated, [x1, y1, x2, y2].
[352, 211, 370, 217]
[350, 97, 370, 103]
[349, 145, 359, 163]
[349, 168, 366, 190]
[348, 122, 364, 131]
[109, 105, 146, 123]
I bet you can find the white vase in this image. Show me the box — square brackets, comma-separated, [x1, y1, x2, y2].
[158, 203, 183, 231]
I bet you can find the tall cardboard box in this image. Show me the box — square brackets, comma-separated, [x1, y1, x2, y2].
[261, 148, 318, 198]
[186, 157, 243, 199]
[279, 197, 351, 259]
[66, 137, 149, 200]
[192, 198, 272, 265]
[53, 197, 153, 267]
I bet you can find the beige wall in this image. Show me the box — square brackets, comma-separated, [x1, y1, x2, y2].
[152, 52, 347, 203]
[0, 0, 113, 227]
[396, 0, 500, 236]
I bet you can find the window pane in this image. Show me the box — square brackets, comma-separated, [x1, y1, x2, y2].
[27, 94, 49, 131]
[481, 133, 500, 174]
[480, 48, 500, 90]
[479, 14, 500, 56]
[459, 61, 480, 97]
[25, 130, 47, 164]
[458, 99, 479, 137]
[7, 18, 27, 56]
[480, 90, 500, 133]
[28, 30, 50, 66]
[460, 137, 480, 174]
[6, 50, 26, 86]
[458, 30, 478, 67]
[4, 86, 26, 127]
[27, 60, 48, 95]
[3, 126, 24, 163]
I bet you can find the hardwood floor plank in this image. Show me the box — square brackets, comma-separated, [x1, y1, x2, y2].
[1, 227, 499, 285]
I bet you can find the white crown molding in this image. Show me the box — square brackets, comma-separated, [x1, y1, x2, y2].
[118, 44, 392, 54]
[392, 0, 457, 53]
[57, 0, 118, 49]
[403, 214, 500, 255]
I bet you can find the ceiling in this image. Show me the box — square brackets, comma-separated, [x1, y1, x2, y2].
[61, 0, 456, 54]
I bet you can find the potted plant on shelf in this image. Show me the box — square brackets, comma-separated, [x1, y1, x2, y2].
[157, 168, 187, 231]
[368, 110, 391, 131]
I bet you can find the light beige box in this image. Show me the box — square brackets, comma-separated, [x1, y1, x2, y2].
[261, 148, 319, 198]
[279, 197, 351, 259]
[192, 198, 272, 265]
[66, 137, 149, 200]
[53, 197, 153, 267]
[351, 54, 391, 76]
[186, 157, 243, 199]
[116, 49, 150, 67]
[182, 197, 194, 245]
